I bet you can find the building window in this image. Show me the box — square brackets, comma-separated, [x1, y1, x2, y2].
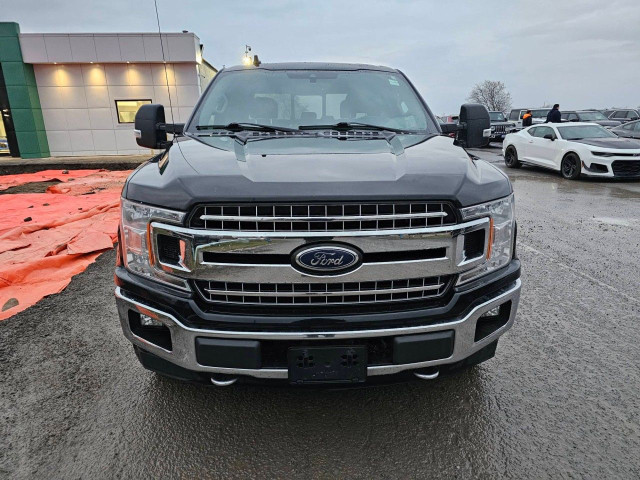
[115, 99, 152, 123]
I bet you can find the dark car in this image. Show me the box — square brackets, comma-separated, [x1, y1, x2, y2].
[561, 110, 621, 128]
[611, 119, 640, 140]
[606, 109, 640, 124]
[487, 111, 516, 144]
[118, 62, 520, 387]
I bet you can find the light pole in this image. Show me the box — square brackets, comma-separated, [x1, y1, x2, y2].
[243, 45, 252, 66]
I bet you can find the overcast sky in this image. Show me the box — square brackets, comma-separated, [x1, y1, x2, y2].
[7, 0, 640, 114]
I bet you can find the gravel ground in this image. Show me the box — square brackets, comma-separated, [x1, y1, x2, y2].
[1, 148, 639, 479]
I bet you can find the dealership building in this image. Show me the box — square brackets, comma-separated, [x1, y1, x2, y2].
[0, 22, 216, 158]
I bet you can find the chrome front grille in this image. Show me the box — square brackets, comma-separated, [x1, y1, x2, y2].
[188, 202, 457, 232]
[494, 125, 506, 133]
[195, 276, 451, 306]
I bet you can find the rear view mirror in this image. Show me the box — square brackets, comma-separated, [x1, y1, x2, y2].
[456, 104, 490, 148]
[134, 104, 185, 149]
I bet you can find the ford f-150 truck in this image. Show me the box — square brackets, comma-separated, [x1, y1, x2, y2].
[115, 63, 521, 386]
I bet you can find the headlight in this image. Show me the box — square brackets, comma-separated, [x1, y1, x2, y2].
[591, 151, 615, 157]
[457, 194, 515, 284]
[491, 125, 496, 132]
[120, 198, 189, 290]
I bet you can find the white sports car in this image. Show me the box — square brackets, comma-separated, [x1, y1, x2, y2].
[502, 123, 640, 179]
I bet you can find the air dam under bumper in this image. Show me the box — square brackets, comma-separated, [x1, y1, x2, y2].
[115, 278, 521, 382]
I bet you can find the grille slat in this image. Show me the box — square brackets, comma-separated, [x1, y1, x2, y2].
[192, 202, 456, 232]
[612, 160, 640, 177]
[196, 276, 450, 305]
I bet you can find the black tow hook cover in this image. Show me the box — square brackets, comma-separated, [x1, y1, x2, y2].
[392, 330, 454, 364]
[195, 338, 261, 369]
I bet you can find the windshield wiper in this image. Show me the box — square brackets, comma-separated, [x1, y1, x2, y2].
[195, 123, 299, 133]
[298, 122, 422, 134]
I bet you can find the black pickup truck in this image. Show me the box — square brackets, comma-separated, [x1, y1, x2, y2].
[115, 63, 521, 386]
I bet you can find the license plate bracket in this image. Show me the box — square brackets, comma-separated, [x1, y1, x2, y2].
[288, 345, 367, 384]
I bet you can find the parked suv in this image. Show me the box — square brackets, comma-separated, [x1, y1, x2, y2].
[508, 108, 550, 129]
[606, 109, 640, 124]
[116, 63, 521, 386]
[561, 110, 621, 128]
[487, 111, 516, 143]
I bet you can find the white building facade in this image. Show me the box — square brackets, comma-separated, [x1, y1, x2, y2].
[17, 31, 216, 157]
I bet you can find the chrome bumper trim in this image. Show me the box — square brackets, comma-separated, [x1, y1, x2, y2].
[149, 217, 491, 284]
[115, 278, 521, 380]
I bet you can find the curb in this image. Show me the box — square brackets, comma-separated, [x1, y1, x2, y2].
[0, 155, 150, 175]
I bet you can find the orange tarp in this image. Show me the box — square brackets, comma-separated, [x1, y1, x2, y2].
[0, 169, 105, 191]
[0, 170, 132, 320]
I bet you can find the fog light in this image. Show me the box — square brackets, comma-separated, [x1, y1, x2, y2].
[481, 306, 501, 318]
[140, 313, 164, 327]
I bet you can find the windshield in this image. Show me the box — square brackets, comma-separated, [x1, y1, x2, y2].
[557, 124, 617, 140]
[578, 111, 607, 121]
[489, 112, 506, 122]
[532, 109, 550, 119]
[187, 69, 436, 134]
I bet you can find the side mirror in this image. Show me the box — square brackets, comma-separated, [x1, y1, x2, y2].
[456, 103, 490, 148]
[134, 104, 185, 149]
[543, 133, 555, 141]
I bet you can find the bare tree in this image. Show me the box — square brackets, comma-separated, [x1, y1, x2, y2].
[467, 80, 512, 112]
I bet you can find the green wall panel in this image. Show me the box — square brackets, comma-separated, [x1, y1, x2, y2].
[0, 22, 19, 36]
[12, 108, 37, 132]
[5, 85, 31, 109]
[0, 22, 50, 158]
[15, 131, 39, 154]
[33, 107, 45, 131]
[1, 61, 26, 85]
[0, 37, 22, 62]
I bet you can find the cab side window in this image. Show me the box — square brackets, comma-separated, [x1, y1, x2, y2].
[509, 110, 519, 121]
[534, 126, 555, 138]
[527, 127, 538, 136]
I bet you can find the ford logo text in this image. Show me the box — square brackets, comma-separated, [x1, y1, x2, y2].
[293, 245, 361, 275]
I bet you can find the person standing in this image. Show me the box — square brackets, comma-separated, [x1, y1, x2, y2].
[546, 104, 561, 123]
[522, 110, 533, 127]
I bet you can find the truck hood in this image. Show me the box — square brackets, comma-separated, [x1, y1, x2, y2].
[124, 134, 511, 211]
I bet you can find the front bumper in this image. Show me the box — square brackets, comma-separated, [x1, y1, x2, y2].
[582, 157, 640, 178]
[115, 262, 521, 383]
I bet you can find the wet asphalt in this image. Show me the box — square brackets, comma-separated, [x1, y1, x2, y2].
[1, 146, 640, 479]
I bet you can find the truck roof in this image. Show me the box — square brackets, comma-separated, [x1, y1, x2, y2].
[224, 62, 398, 73]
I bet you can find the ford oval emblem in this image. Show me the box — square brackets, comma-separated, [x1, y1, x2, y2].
[293, 244, 362, 275]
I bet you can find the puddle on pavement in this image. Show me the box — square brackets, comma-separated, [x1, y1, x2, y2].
[593, 217, 634, 227]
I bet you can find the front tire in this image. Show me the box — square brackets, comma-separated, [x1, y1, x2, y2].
[561, 153, 581, 180]
[504, 146, 522, 168]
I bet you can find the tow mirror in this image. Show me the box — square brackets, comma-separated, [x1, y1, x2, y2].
[544, 133, 555, 141]
[134, 104, 184, 149]
[456, 104, 490, 148]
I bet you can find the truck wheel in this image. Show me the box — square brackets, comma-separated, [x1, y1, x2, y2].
[561, 153, 581, 180]
[504, 146, 521, 168]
